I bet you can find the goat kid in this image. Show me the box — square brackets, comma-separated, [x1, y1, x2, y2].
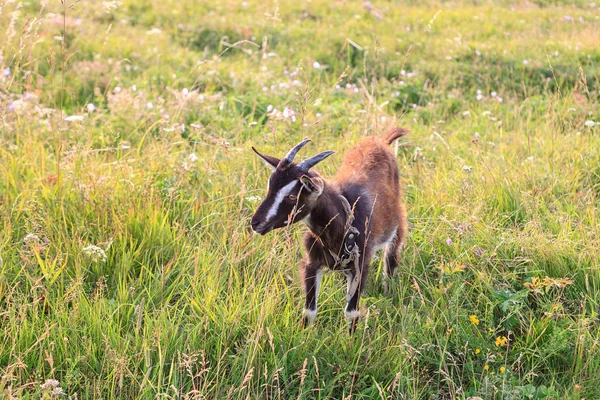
[250, 128, 408, 332]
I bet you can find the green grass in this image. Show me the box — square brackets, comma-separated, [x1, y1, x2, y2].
[1, 0, 600, 398]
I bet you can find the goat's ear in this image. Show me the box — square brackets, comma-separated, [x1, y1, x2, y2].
[252, 147, 280, 171]
[300, 175, 324, 196]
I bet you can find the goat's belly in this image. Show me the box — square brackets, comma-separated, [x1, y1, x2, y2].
[373, 227, 397, 251]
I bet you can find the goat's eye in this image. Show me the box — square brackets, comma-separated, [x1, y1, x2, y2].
[288, 194, 297, 201]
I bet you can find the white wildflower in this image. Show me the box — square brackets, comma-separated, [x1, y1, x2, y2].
[462, 165, 473, 173]
[64, 115, 85, 122]
[23, 233, 39, 242]
[41, 379, 60, 390]
[312, 61, 321, 69]
[188, 153, 198, 162]
[584, 120, 596, 128]
[81, 245, 107, 263]
[52, 387, 64, 396]
[146, 28, 162, 35]
[283, 107, 296, 122]
[102, 1, 122, 12]
[86, 103, 96, 112]
[245, 195, 261, 202]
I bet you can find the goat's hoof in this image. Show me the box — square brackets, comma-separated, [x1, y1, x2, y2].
[302, 309, 316, 328]
[345, 310, 361, 334]
[382, 280, 390, 296]
[348, 320, 359, 334]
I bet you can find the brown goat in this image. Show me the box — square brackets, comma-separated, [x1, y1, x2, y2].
[251, 128, 408, 332]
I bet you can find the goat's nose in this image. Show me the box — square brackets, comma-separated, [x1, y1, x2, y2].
[250, 218, 262, 231]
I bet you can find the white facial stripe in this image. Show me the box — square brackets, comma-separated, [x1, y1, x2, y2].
[264, 180, 298, 223]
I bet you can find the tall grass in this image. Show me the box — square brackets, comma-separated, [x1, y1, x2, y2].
[1, 0, 599, 398]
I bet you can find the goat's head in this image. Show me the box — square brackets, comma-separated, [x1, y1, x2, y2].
[250, 139, 334, 235]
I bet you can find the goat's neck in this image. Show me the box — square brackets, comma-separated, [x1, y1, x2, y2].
[304, 183, 347, 247]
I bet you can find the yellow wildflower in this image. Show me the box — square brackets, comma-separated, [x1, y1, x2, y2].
[495, 336, 508, 347]
[484, 364, 489, 371]
[469, 315, 480, 325]
[500, 366, 506, 373]
[475, 348, 481, 355]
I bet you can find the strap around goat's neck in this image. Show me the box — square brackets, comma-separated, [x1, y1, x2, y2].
[339, 194, 354, 230]
[326, 194, 361, 298]
[327, 194, 360, 268]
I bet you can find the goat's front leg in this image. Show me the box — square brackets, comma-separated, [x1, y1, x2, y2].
[300, 259, 323, 327]
[344, 260, 369, 334]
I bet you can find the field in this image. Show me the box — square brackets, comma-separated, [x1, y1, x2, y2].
[1, 0, 600, 398]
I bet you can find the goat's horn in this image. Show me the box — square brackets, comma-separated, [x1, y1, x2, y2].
[282, 138, 311, 164]
[298, 151, 335, 172]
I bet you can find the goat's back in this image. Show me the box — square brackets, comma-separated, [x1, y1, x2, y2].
[334, 135, 406, 245]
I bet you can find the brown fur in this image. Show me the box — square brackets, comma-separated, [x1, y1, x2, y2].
[331, 129, 408, 250]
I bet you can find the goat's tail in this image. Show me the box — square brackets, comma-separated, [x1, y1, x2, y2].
[383, 127, 409, 145]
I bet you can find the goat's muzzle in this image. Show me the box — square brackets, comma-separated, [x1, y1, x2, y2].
[250, 218, 271, 235]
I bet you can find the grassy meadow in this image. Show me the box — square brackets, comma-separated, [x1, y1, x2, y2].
[1, 0, 600, 398]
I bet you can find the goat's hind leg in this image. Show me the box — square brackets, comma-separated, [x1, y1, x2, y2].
[383, 225, 405, 295]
